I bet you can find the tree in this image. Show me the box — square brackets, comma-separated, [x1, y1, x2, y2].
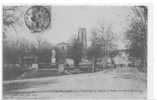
[34, 36, 53, 63]
[3, 6, 26, 64]
[87, 25, 117, 71]
[126, 6, 147, 71]
[87, 41, 103, 72]
[3, 38, 33, 64]
[68, 39, 84, 66]
[3, 6, 21, 38]
[92, 25, 116, 58]
[55, 47, 66, 64]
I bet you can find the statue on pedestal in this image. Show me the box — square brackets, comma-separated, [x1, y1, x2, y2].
[51, 49, 56, 64]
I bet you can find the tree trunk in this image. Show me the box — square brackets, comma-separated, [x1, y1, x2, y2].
[92, 57, 97, 72]
[111, 57, 116, 68]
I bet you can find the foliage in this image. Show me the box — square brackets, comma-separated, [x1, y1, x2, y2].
[3, 39, 29, 64]
[55, 47, 66, 64]
[3, 6, 21, 38]
[3, 65, 27, 80]
[68, 39, 84, 66]
[87, 25, 117, 72]
[89, 24, 117, 57]
[35, 37, 53, 63]
[87, 30, 104, 61]
[3, 37, 53, 64]
[87, 43, 103, 72]
[37, 48, 52, 63]
[126, 6, 147, 69]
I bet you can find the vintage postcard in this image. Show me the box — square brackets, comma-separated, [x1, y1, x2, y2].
[2, 5, 147, 100]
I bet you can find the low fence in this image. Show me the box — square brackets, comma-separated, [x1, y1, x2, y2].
[38, 63, 57, 69]
[3, 62, 118, 80]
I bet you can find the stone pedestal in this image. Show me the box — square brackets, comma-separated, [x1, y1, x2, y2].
[51, 58, 56, 64]
[58, 64, 64, 73]
[32, 63, 38, 71]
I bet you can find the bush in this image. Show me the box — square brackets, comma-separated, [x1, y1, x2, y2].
[3, 64, 28, 80]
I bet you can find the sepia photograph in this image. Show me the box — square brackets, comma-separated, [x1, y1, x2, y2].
[2, 5, 147, 100]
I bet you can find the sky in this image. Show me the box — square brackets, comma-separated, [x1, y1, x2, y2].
[4, 6, 133, 49]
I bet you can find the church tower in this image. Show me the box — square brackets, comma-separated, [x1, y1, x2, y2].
[77, 27, 87, 48]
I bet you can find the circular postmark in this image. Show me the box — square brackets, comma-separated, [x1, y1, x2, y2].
[24, 6, 51, 33]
